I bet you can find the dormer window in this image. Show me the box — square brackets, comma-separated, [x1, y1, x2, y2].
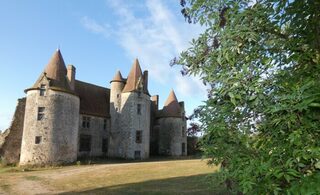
[40, 84, 46, 96]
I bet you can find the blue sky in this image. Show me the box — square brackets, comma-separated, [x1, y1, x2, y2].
[0, 0, 207, 131]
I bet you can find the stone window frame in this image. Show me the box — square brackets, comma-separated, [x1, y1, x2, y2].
[37, 107, 45, 121]
[82, 116, 91, 129]
[137, 104, 142, 115]
[136, 130, 142, 143]
[39, 84, 46, 96]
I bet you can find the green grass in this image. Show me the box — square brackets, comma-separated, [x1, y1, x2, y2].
[0, 158, 226, 194]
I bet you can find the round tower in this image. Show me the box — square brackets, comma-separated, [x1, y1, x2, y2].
[110, 70, 125, 113]
[110, 59, 151, 159]
[158, 90, 187, 156]
[20, 49, 80, 166]
[108, 71, 125, 157]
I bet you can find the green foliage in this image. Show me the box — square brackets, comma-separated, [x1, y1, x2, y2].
[177, 0, 320, 193]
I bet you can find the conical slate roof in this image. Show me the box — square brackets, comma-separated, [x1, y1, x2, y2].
[111, 70, 125, 83]
[44, 49, 67, 82]
[162, 90, 181, 117]
[27, 49, 73, 93]
[122, 59, 143, 93]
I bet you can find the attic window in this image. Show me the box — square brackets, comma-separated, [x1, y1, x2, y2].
[40, 84, 46, 96]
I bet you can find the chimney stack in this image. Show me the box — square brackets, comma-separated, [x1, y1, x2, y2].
[143, 70, 148, 93]
[67, 65, 76, 90]
[151, 95, 159, 110]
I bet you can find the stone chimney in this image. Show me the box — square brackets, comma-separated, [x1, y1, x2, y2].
[67, 65, 76, 90]
[151, 95, 159, 110]
[143, 70, 148, 93]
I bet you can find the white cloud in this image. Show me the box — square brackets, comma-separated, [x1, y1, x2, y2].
[81, 0, 208, 107]
[80, 16, 112, 37]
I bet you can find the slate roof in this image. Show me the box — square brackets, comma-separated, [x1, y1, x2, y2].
[161, 90, 182, 117]
[27, 49, 73, 93]
[122, 59, 143, 93]
[75, 80, 110, 118]
[111, 70, 125, 83]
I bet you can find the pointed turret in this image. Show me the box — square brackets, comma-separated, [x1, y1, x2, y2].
[27, 49, 72, 93]
[122, 59, 143, 93]
[111, 70, 125, 83]
[44, 49, 67, 82]
[162, 90, 181, 117]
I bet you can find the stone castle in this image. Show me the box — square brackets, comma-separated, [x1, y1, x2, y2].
[0, 49, 187, 166]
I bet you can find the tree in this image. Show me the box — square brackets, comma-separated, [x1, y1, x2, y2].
[175, 0, 320, 193]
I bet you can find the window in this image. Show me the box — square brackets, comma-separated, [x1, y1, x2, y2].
[182, 127, 185, 137]
[35, 136, 42, 144]
[82, 116, 91, 128]
[79, 135, 91, 152]
[117, 94, 120, 98]
[137, 104, 141, 115]
[39, 84, 46, 96]
[115, 107, 118, 112]
[103, 119, 107, 130]
[102, 138, 108, 152]
[136, 130, 142, 143]
[182, 143, 186, 154]
[37, 107, 45, 120]
[134, 150, 141, 159]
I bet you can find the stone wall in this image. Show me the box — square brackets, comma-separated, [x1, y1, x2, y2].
[109, 92, 150, 159]
[20, 89, 80, 166]
[0, 98, 26, 164]
[78, 114, 109, 158]
[158, 117, 187, 156]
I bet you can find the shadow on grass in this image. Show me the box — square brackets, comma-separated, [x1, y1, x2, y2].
[77, 155, 207, 166]
[59, 173, 228, 195]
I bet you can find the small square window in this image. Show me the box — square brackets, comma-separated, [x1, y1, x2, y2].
[136, 130, 142, 143]
[134, 150, 141, 159]
[37, 107, 45, 120]
[137, 104, 141, 115]
[35, 136, 42, 144]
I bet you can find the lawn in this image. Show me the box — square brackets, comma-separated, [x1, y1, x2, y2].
[0, 158, 225, 194]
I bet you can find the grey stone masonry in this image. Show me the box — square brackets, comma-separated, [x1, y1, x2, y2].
[109, 91, 150, 159]
[0, 98, 26, 164]
[20, 89, 80, 166]
[158, 117, 187, 156]
[78, 114, 110, 158]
